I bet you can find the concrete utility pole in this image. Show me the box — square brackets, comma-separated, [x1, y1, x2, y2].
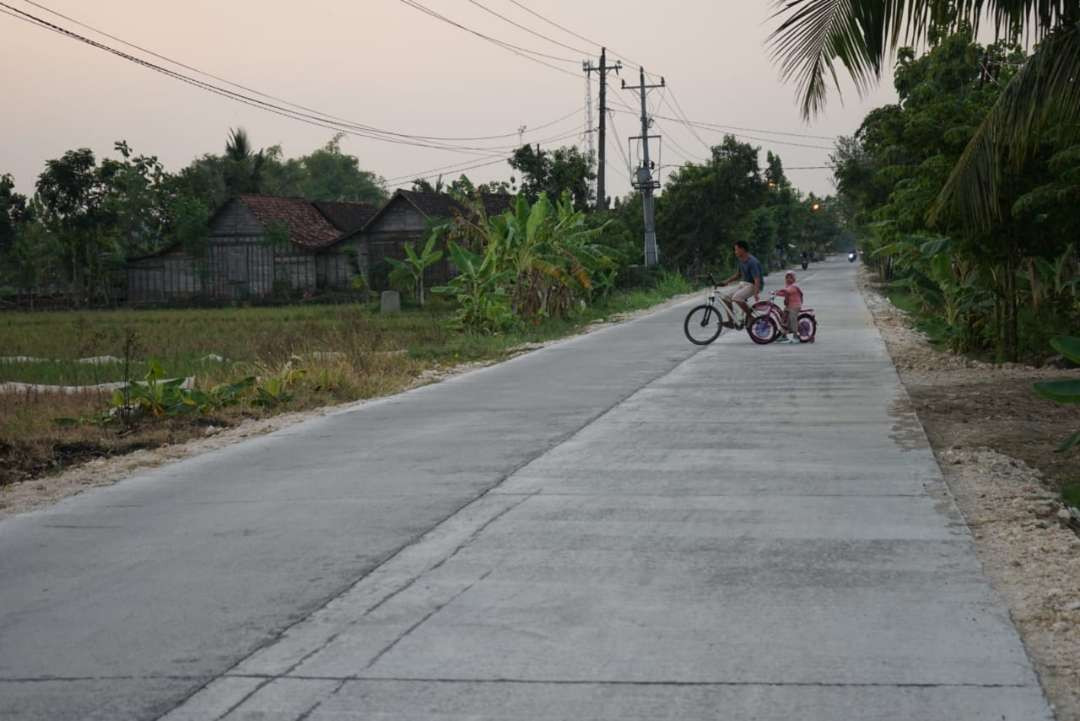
[584, 48, 621, 210]
[583, 65, 595, 200]
[623, 67, 664, 266]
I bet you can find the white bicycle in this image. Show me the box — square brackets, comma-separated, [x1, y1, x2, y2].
[683, 275, 778, 346]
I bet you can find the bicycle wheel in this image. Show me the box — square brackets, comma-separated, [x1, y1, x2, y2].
[747, 314, 779, 345]
[684, 304, 723, 345]
[797, 314, 817, 343]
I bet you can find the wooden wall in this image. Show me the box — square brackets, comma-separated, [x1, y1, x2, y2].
[126, 199, 358, 304]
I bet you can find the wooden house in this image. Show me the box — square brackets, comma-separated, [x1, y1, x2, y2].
[127, 195, 377, 303]
[344, 190, 514, 289]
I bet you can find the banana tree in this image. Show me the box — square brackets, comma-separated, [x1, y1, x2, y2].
[1033, 336, 1080, 452]
[386, 227, 444, 306]
[431, 242, 513, 333]
[487, 192, 612, 320]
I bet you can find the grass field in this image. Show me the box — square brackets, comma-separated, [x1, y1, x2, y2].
[1, 276, 693, 486]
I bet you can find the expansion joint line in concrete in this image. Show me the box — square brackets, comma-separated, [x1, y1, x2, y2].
[363, 570, 494, 672]
[220, 675, 1034, 690]
[153, 334, 710, 721]
[0, 674, 1035, 691]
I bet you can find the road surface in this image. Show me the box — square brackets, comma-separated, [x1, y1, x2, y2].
[0, 261, 1051, 720]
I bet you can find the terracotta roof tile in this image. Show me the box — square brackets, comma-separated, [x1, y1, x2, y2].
[237, 195, 341, 249]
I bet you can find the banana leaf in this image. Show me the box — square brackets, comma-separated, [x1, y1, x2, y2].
[1050, 336, 1080, 365]
[1033, 379, 1080, 404]
[1058, 431, 1080, 453]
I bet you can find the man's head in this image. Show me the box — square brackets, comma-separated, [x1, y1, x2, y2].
[785, 271, 796, 286]
[733, 240, 749, 261]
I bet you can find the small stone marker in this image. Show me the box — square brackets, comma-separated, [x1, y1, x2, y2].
[380, 290, 401, 314]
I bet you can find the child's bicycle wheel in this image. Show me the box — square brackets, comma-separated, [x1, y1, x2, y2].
[684, 304, 723, 345]
[797, 313, 817, 343]
[747, 314, 779, 345]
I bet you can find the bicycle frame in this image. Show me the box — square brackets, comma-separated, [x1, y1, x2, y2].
[704, 284, 758, 329]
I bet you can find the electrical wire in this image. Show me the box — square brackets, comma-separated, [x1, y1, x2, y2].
[466, 0, 592, 56]
[0, 3, 587, 159]
[18, 0, 583, 144]
[609, 108, 834, 151]
[383, 127, 589, 185]
[606, 108, 634, 179]
[503, 0, 639, 67]
[661, 85, 712, 153]
[650, 119, 706, 164]
[384, 156, 511, 185]
[395, 0, 581, 78]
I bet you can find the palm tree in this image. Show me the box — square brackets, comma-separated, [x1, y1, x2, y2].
[224, 127, 265, 195]
[768, 0, 1080, 230]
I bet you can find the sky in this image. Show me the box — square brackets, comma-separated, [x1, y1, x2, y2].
[0, 0, 898, 200]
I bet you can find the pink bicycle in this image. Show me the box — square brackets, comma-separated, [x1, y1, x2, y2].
[751, 292, 818, 344]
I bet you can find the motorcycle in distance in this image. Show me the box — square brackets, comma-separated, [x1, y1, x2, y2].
[848, 250, 857, 263]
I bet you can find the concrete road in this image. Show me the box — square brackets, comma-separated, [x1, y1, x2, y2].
[0, 261, 1051, 720]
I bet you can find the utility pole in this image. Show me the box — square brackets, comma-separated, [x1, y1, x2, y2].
[583, 66, 595, 200]
[583, 48, 621, 210]
[623, 67, 664, 266]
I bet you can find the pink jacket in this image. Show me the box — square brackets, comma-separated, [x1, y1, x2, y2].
[776, 284, 803, 309]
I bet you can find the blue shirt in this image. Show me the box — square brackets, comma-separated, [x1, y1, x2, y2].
[739, 254, 764, 287]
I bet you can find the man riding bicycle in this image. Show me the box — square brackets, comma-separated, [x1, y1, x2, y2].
[716, 241, 764, 326]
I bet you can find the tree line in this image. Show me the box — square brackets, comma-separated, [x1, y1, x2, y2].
[0, 129, 386, 307]
[831, 29, 1080, 362]
[1, 124, 844, 309]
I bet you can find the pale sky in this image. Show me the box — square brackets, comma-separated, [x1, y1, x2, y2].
[1, 0, 898, 200]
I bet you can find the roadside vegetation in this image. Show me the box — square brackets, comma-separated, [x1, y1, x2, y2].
[0, 87, 845, 489]
[830, 31, 1080, 364]
[775, 14, 1080, 503]
[0, 269, 691, 486]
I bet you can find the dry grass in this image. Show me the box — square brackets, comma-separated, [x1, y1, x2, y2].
[1, 282, 693, 486]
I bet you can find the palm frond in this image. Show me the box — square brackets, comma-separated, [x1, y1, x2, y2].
[768, 0, 1073, 119]
[930, 21, 1080, 229]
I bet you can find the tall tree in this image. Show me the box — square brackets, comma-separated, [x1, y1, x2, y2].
[656, 136, 768, 272]
[509, 145, 595, 210]
[0, 174, 30, 253]
[768, 0, 1080, 230]
[223, 127, 265, 196]
[34, 148, 116, 304]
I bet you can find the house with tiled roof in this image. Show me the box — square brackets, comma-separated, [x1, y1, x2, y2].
[127, 195, 378, 303]
[345, 189, 514, 290]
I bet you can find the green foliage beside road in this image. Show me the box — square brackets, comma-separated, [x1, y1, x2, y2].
[833, 31, 1080, 363]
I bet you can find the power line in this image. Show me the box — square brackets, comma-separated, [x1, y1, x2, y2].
[609, 108, 834, 151]
[384, 156, 510, 185]
[505, 1, 603, 51]
[650, 119, 705, 164]
[465, 0, 591, 56]
[394, 0, 581, 78]
[382, 126, 589, 185]
[662, 85, 712, 153]
[0, 3, 584, 160]
[681, 118, 837, 142]
[18, 0, 582, 145]
[606, 109, 634, 178]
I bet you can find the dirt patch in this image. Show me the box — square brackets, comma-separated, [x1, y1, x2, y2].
[860, 268, 1080, 720]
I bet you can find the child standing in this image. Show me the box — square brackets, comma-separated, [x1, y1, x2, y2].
[774, 271, 803, 343]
